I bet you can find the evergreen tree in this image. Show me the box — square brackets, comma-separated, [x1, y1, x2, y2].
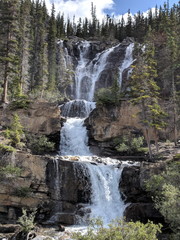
[19, 0, 31, 95]
[56, 12, 65, 39]
[29, 0, 48, 93]
[0, 0, 20, 103]
[47, 4, 57, 92]
[126, 10, 133, 37]
[130, 33, 166, 157]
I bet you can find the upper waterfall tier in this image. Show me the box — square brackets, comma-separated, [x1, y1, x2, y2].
[57, 38, 134, 101]
[60, 99, 96, 118]
[75, 42, 121, 101]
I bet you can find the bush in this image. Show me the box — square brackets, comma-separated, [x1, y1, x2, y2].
[18, 208, 36, 233]
[0, 164, 21, 181]
[4, 114, 24, 147]
[0, 164, 21, 176]
[95, 78, 122, 105]
[27, 134, 55, 155]
[0, 144, 16, 153]
[146, 161, 180, 238]
[9, 95, 31, 110]
[72, 218, 162, 240]
[115, 136, 145, 154]
[14, 187, 32, 198]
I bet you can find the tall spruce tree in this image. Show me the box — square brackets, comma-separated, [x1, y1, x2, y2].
[130, 32, 166, 157]
[0, 0, 20, 103]
[29, 0, 48, 93]
[19, 0, 31, 95]
[47, 4, 57, 92]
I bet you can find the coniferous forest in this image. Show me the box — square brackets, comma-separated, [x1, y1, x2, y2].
[0, 0, 179, 104]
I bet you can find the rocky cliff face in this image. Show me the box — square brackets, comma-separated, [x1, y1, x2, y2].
[0, 101, 61, 150]
[85, 101, 179, 156]
[0, 151, 49, 223]
[120, 162, 166, 224]
[0, 152, 91, 226]
[85, 101, 143, 156]
[0, 149, 166, 227]
[0, 102, 60, 135]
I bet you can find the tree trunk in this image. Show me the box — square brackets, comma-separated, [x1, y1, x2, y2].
[172, 70, 178, 146]
[2, 29, 10, 103]
[154, 128, 159, 153]
[145, 128, 153, 159]
[2, 64, 9, 103]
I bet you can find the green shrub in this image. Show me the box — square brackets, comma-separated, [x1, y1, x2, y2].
[0, 164, 21, 176]
[146, 161, 180, 238]
[95, 77, 122, 105]
[173, 153, 180, 160]
[14, 187, 32, 198]
[115, 136, 145, 154]
[0, 164, 21, 181]
[0, 144, 16, 153]
[18, 208, 36, 232]
[27, 134, 55, 155]
[4, 114, 24, 147]
[72, 218, 161, 240]
[9, 95, 31, 110]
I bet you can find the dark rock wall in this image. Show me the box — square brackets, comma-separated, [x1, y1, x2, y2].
[120, 162, 166, 224]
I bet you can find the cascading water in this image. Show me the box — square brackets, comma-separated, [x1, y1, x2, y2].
[75, 42, 122, 101]
[60, 100, 95, 156]
[119, 43, 134, 87]
[57, 40, 134, 226]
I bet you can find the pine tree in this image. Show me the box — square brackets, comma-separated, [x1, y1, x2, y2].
[0, 0, 20, 103]
[130, 33, 166, 158]
[29, 0, 48, 93]
[19, 0, 31, 95]
[56, 12, 65, 39]
[47, 4, 57, 92]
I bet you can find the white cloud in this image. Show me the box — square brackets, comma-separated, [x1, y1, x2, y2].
[45, 0, 114, 20]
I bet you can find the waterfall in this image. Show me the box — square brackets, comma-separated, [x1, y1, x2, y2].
[119, 43, 134, 87]
[56, 40, 135, 226]
[75, 42, 120, 101]
[78, 161, 127, 225]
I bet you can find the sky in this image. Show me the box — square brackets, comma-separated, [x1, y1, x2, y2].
[45, 0, 179, 20]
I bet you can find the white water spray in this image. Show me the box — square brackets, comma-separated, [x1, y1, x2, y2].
[119, 43, 134, 87]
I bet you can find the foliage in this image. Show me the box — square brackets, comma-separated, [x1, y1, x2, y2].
[0, 164, 21, 176]
[173, 153, 180, 160]
[0, 0, 179, 102]
[14, 187, 32, 198]
[18, 208, 36, 233]
[130, 31, 167, 157]
[72, 218, 162, 240]
[0, 144, 16, 153]
[26, 134, 55, 155]
[146, 161, 180, 238]
[115, 136, 145, 154]
[95, 77, 121, 105]
[4, 114, 24, 147]
[0, 164, 21, 181]
[9, 95, 31, 110]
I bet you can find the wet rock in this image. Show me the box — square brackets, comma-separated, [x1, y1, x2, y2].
[58, 224, 65, 232]
[125, 203, 164, 223]
[120, 166, 150, 203]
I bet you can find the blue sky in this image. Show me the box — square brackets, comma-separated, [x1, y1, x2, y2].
[46, 0, 179, 20]
[106, 0, 179, 15]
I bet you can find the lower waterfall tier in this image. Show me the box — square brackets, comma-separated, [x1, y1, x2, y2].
[47, 157, 134, 225]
